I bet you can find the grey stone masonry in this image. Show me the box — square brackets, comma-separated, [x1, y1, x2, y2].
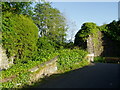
[0, 44, 13, 70]
[29, 56, 58, 82]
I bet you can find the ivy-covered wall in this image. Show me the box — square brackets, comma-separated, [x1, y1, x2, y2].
[87, 31, 103, 57]
[87, 31, 120, 57]
[74, 22, 103, 57]
[74, 20, 120, 57]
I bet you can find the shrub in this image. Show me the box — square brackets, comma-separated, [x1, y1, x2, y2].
[94, 56, 106, 63]
[32, 36, 59, 62]
[2, 12, 38, 63]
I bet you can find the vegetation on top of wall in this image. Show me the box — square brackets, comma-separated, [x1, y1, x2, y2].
[74, 20, 120, 48]
[100, 20, 120, 41]
[74, 22, 99, 49]
[75, 22, 98, 41]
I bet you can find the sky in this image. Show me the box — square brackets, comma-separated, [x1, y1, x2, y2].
[51, 2, 118, 41]
[118, 1, 120, 20]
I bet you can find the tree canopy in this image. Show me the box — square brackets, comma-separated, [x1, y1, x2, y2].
[1, 1, 68, 64]
[105, 20, 120, 41]
[2, 2, 33, 16]
[33, 2, 67, 44]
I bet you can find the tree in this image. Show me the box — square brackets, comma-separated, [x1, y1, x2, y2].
[2, 2, 33, 16]
[99, 20, 120, 41]
[33, 2, 67, 44]
[65, 20, 77, 43]
[106, 20, 120, 41]
[2, 12, 38, 63]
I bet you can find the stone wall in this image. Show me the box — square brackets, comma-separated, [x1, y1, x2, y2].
[29, 56, 58, 82]
[87, 31, 103, 57]
[101, 33, 120, 57]
[0, 56, 58, 84]
[0, 44, 14, 70]
[86, 31, 120, 57]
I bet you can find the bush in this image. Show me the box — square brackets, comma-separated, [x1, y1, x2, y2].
[94, 56, 106, 63]
[32, 36, 59, 62]
[2, 12, 38, 63]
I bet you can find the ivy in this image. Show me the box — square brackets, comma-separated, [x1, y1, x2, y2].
[100, 20, 120, 41]
[2, 12, 38, 63]
[74, 20, 120, 50]
[74, 22, 99, 50]
[57, 49, 89, 72]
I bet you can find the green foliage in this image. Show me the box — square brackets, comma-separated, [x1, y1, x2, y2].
[64, 42, 74, 49]
[1, 46, 58, 88]
[74, 20, 120, 50]
[2, 12, 38, 63]
[1, 48, 89, 88]
[98, 20, 120, 41]
[57, 49, 89, 72]
[94, 56, 106, 63]
[1, 2, 91, 88]
[2, 2, 33, 16]
[33, 2, 67, 44]
[37, 36, 56, 51]
[74, 22, 99, 49]
[1, 54, 58, 88]
[76, 22, 98, 41]
[99, 24, 108, 32]
[1, 60, 39, 88]
[0, 32, 2, 44]
[32, 36, 59, 62]
[104, 20, 120, 41]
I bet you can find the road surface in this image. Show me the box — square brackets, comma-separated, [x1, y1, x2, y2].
[34, 63, 120, 88]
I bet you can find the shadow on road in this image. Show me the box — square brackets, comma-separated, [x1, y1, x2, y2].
[22, 63, 120, 88]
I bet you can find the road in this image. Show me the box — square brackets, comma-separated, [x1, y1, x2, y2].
[34, 63, 120, 88]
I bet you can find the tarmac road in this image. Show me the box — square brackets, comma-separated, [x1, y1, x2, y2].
[35, 63, 120, 88]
